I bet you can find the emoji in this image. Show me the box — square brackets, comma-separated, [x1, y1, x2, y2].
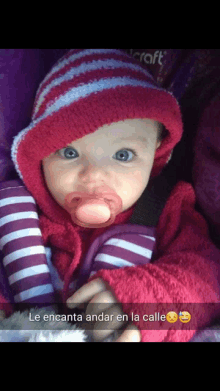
[166, 311, 178, 323]
[179, 311, 191, 323]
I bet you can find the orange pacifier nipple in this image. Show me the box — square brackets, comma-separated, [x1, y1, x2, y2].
[64, 185, 123, 228]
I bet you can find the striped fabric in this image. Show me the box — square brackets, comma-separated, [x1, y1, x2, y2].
[33, 49, 156, 119]
[0, 181, 55, 305]
[89, 232, 155, 277]
[32, 49, 157, 120]
[74, 224, 157, 290]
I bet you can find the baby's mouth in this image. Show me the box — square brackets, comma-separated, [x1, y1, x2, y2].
[64, 185, 122, 228]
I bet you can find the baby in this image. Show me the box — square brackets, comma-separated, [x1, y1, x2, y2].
[42, 118, 162, 341]
[1, 49, 220, 342]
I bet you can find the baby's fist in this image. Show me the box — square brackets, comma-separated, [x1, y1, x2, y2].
[66, 278, 141, 342]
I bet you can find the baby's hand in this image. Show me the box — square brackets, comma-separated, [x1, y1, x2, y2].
[66, 278, 141, 342]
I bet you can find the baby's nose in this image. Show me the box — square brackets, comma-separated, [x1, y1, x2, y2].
[80, 162, 107, 183]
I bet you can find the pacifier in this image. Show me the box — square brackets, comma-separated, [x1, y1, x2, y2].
[64, 184, 123, 228]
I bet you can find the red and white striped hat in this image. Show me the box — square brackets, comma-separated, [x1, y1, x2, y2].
[11, 49, 183, 223]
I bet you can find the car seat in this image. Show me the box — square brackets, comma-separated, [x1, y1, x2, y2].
[1, 49, 220, 341]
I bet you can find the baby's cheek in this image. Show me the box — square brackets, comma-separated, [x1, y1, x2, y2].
[120, 173, 147, 209]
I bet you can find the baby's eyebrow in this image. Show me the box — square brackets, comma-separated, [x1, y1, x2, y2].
[111, 135, 148, 144]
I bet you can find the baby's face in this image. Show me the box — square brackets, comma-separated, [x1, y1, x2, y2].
[42, 119, 161, 214]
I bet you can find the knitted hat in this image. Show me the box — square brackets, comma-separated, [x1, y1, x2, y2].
[11, 48, 183, 226]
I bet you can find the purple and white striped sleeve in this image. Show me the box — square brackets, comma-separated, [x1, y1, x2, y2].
[0, 180, 55, 306]
[89, 230, 156, 277]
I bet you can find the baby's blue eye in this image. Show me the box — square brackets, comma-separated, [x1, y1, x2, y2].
[58, 147, 79, 159]
[114, 149, 136, 162]
[57, 147, 137, 162]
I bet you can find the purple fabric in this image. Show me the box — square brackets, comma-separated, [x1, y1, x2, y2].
[170, 50, 220, 249]
[192, 92, 220, 247]
[0, 49, 69, 182]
